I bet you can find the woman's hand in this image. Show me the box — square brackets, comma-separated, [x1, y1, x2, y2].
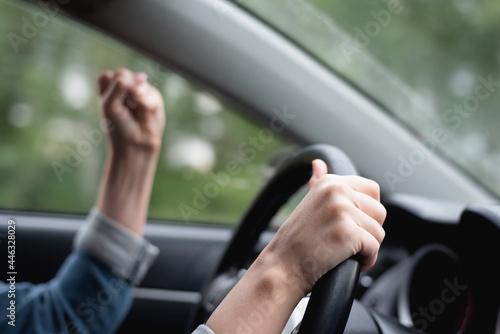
[98, 68, 166, 153]
[261, 159, 386, 295]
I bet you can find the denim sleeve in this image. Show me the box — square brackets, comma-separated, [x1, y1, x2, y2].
[0, 250, 133, 334]
[74, 207, 159, 285]
[0, 208, 159, 334]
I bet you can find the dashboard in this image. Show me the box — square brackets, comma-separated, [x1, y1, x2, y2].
[358, 194, 500, 334]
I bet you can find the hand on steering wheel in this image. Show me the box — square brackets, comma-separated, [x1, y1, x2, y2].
[191, 145, 386, 334]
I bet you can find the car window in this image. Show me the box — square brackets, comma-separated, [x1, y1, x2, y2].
[236, 0, 500, 198]
[0, 0, 296, 225]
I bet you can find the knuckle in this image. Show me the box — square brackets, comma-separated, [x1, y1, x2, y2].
[323, 180, 350, 198]
[378, 204, 387, 223]
[376, 225, 386, 244]
[326, 200, 351, 219]
[379, 225, 386, 239]
[336, 220, 358, 245]
[367, 179, 381, 198]
[115, 77, 128, 90]
[116, 68, 130, 76]
[134, 83, 149, 96]
[364, 236, 380, 259]
[371, 235, 381, 252]
[369, 179, 380, 192]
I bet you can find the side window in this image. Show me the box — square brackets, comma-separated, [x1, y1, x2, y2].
[0, 0, 296, 225]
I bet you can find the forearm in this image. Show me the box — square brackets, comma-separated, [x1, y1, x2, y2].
[97, 145, 159, 236]
[206, 252, 304, 334]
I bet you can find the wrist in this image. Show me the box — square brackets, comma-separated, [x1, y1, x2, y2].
[105, 148, 159, 189]
[97, 146, 160, 236]
[109, 140, 161, 163]
[256, 247, 309, 301]
[256, 239, 311, 303]
[207, 251, 303, 334]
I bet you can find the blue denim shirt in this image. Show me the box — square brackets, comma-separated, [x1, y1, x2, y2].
[0, 209, 214, 334]
[0, 250, 133, 334]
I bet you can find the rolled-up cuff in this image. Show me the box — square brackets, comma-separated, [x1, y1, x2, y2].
[191, 325, 215, 334]
[74, 207, 159, 285]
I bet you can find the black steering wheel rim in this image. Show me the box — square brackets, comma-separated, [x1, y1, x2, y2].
[191, 144, 361, 334]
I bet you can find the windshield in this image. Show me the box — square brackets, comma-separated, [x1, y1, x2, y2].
[234, 0, 500, 198]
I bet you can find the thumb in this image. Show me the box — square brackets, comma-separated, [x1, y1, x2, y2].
[308, 159, 328, 190]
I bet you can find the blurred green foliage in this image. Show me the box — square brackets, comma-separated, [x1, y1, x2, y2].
[0, 0, 293, 225]
[241, 0, 500, 197]
[2, 0, 499, 227]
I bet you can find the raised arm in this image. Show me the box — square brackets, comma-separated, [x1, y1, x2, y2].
[96, 68, 165, 236]
[0, 69, 166, 334]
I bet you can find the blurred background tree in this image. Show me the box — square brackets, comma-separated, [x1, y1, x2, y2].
[0, 0, 291, 225]
[240, 0, 500, 196]
[1, 0, 499, 225]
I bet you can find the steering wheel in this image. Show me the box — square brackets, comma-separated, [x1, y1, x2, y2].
[190, 144, 361, 334]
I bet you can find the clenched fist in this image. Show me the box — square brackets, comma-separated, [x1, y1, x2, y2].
[262, 159, 386, 295]
[97, 68, 166, 153]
